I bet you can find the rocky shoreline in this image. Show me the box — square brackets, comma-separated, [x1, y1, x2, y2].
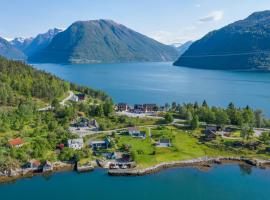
[1, 157, 270, 183]
[108, 157, 270, 176]
[0, 162, 73, 184]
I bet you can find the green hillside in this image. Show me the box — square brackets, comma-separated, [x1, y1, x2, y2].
[29, 19, 178, 64]
[174, 10, 270, 71]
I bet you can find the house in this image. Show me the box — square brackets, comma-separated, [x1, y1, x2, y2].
[68, 138, 84, 150]
[9, 138, 24, 148]
[89, 119, 99, 130]
[23, 160, 42, 171]
[43, 161, 54, 172]
[70, 94, 79, 102]
[205, 125, 219, 134]
[204, 125, 219, 141]
[57, 143, 65, 150]
[143, 104, 158, 112]
[76, 93, 86, 101]
[134, 104, 144, 113]
[90, 138, 110, 150]
[128, 127, 146, 139]
[117, 103, 129, 112]
[156, 139, 172, 147]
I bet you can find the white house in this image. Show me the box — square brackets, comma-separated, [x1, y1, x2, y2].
[128, 127, 146, 139]
[68, 138, 84, 150]
[70, 94, 79, 102]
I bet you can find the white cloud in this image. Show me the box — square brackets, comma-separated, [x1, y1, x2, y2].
[199, 11, 224, 22]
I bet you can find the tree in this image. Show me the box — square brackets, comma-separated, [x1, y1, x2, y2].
[190, 115, 199, 130]
[254, 110, 264, 128]
[215, 110, 229, 127]
[103, 99, 114, 116]
[241, 124, 254, 141]
[164, 113, 174, 123]
[202, 100, 208, 108]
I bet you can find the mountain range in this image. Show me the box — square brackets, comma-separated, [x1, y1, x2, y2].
[0, 37, 26, 60]
[28, 20, 178, 63]
[171, 41, 193, 56]
[174, 10, 270, 71]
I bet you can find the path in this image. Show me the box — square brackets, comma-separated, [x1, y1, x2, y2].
[38, 91, 74, 111]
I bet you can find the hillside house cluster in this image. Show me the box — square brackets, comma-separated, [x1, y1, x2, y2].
[116, 103, 158, 113]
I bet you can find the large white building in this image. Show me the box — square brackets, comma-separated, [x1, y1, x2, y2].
[67, 138, 84, 150]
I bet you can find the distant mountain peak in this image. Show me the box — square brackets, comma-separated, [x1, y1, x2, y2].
[29, 19, 178, 64]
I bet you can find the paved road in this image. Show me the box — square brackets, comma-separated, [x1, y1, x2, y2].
[38, 91, 74, 111]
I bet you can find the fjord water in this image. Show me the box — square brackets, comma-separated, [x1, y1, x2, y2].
[32, 62, 270, 115]
[1, 165, 270, 200]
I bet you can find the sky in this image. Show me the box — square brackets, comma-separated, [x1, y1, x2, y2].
[1, 0, 270, 44]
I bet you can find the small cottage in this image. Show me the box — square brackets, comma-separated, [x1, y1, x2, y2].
[43, 161, 54, 172]
[9, 138, 24, 148]
[90, 138, 110, 150]
[68, 138, 84, 150]
[156, 139, 172, 147]
[128, 127, 146, 139]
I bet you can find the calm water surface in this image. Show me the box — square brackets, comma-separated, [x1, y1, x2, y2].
[32, 62, 270, 115]
[1, 165, 270, 200]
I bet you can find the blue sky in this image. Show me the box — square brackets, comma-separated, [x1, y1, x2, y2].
[1, 0, 270, 44]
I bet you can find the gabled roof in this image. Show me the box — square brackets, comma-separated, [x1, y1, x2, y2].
[128, 127, 139, 132]
[9, 138, 24, 146]
[159, 139, 170, 144]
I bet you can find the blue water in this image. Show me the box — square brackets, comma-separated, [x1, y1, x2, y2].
[1, 165, 270, 200]
[32, 62, 270, 115]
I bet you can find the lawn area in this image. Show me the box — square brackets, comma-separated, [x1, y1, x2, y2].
[114, 126, 270, 168]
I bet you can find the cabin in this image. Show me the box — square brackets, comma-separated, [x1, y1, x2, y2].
[90, 138, 110, 150]
[70, 94, 79, 102]
[43, 161, 53, 172]
[204, 125, 220, 141]
[128, 127, 146, 139]
[76, 93, 86, 101]
[143, 104, 158, 112]
[156, 139, 172, 147]
[67, 138, 84, 150]
[9, 138, 24, 148]
[205, 125, 219, 135]
[23, 160, 42, 171]
[89, 119, 99, 130]
[117, 103, 129, 112]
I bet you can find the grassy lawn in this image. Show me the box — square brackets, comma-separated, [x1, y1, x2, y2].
[112, 126, 270, 168]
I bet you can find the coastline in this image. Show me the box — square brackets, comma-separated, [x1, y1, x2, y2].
[0, 162, 74, 184]
[108, 157, 270, 176]
[1, 157, 270, 184]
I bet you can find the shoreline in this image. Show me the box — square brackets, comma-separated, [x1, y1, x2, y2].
[108, 157, 270, 176]
[0, 163, 74, 184]
[1, 157, 270, 184]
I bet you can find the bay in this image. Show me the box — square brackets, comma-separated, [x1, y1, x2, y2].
[32, 62, 270, 115]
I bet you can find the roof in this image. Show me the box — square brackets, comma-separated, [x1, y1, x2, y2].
[68, 138, 84, 144]
[30, 160, 41, 167]
[9, 138, 24, 146]
[159, 139, 170, 144]
[90, 140, 106, 145]
[128, 127, 140, 132]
